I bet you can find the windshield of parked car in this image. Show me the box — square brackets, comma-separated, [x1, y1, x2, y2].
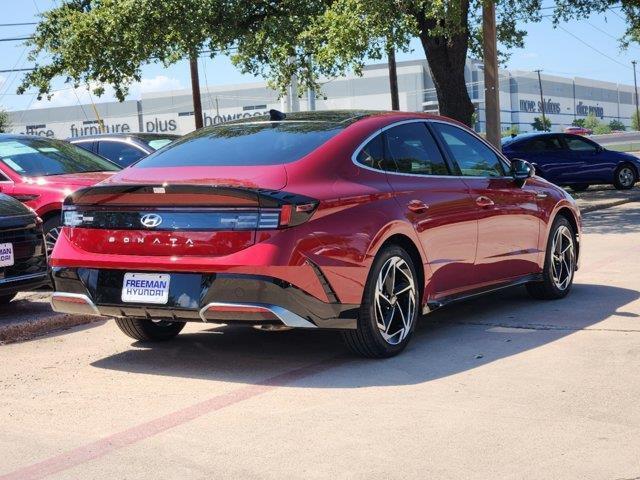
[0, 138, 120, 177]
[133, 122, 343, 167]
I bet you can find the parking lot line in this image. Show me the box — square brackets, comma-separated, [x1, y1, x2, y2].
[0, 357, 345, 480]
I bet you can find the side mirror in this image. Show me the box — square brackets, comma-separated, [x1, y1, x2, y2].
[511, 158, 535, 184]
[595, 145, 604, 154]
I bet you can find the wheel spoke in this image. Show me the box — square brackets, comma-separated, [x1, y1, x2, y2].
[373, 256, 417, 346]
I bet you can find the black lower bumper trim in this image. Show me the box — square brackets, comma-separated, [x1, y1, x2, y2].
[52, 268, 359, 329]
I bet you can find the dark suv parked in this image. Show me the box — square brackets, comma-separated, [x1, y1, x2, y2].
[0, 194, 49, 304]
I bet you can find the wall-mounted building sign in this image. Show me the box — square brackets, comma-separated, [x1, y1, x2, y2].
[576, 101, 604, 119]
[519, 98, 561, 115]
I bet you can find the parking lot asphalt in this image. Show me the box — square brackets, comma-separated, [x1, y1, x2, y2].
[1, 202, 639, 480]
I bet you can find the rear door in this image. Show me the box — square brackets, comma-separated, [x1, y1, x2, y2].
[430, 121, 542, 285]
[377, 121, 478, 297]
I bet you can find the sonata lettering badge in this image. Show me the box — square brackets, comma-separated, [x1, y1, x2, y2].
[0, 243, 14, 267]
[121, 273, 170, 304]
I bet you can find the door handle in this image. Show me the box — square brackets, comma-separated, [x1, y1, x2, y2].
[407, 200, 429, 213]
[475, 195, 495, 207]
[536, 192, 548, 199]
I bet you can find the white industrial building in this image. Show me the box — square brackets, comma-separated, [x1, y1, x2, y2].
[8, 58, 639, 138]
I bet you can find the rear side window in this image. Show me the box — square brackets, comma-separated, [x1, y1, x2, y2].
[98, 142, 146, 167]
[134, 122, 343, 168]
[523, 137, 563, 152]
[432, 123, 506, 177]
[356, 134, 390, 170]
[384, 123, 449, 175]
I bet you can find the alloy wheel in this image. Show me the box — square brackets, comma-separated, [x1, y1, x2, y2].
[550, 225, 575, 291]
[45, 227, 61, 256]
[618, 166, 635, 188]
[374, 256, 417, 345]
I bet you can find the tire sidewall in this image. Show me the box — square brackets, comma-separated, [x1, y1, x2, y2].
[359, 245, 420, 356]
[614, 164, 637, 190]
[542, 216, 576, 298]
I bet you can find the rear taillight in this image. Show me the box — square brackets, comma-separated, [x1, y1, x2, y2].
[62, 202, 318, 231]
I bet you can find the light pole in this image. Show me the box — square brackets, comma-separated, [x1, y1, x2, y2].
[632, 60, 639, 130]
[482, 0, 501, 148]
[535, 69, 547, 131]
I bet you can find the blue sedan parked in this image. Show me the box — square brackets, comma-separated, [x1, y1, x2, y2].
[502, 133, 640, 191]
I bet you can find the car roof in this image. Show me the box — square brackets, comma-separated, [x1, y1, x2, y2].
[502, 132, 561, 147]
[222, 109, 464, 129]
[68, 133, 180, 142]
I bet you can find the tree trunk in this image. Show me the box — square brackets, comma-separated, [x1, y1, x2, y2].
[189, 55, 204, 130]
[412, 0, 475, 127]
[387, 45, 400, 110]
[419, 32, 475, 126]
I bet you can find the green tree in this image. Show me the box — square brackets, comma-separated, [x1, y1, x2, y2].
[531, 116, 551, 131]
[502, 124, 520, 137]
[583, 112, 600, 130]
[632, 110, 640, 131]
[572, 118, 586, 128]
[0, 109, 10, 133]
[593, 124, 611, 135]
[18, 1, 640, 128]
[608, 119, 626, 131]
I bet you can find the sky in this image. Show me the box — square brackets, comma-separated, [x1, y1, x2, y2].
[1, 0, 639, 112]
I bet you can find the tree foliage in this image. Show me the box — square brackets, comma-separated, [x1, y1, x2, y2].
[531, 116, 551, 131]
[17, 0, 640, 128]
[0, 109, 10, 133]
[608, 119, 626, 131]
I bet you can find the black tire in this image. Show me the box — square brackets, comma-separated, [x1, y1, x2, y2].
[0, 292, 17, 304]
[341, 245, 420, 358]
[613, 164, 637, 190]
[569, 184, 589, 192]
[43, 216, 62, 255]
[115, 317, 185, 341]
[526, 216, 576, 300]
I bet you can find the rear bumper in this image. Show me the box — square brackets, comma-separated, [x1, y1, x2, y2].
[51, 267, 359, 329]
[0, 271, 50, 296]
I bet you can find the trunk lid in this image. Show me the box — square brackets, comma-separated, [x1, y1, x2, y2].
[104, 165, 288, 190]
[62, 183, 316, 257]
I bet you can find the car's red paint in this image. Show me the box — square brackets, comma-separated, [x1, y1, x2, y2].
[0, 170, 114, 220]
[51, 111, 581, 317]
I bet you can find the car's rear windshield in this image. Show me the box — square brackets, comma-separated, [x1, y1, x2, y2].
[0, 138, 120, 177]
[133, 122, 343, 168]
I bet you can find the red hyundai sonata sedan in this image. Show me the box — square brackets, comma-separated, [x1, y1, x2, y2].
[50, 111, 581, 358]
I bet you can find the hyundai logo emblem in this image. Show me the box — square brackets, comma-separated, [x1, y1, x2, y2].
[140, 213, 163, 228]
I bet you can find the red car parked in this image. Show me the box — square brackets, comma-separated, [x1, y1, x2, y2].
[0, 135, 120, 252]
[564, 126, 592, 136]
[50, 111, 581, 358]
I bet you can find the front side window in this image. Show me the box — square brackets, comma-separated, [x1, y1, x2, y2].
[384, 123, 449, 175]
[565, 135, 598, 153]
[0, 138, 120, 177]
[432, 123, 506, 177]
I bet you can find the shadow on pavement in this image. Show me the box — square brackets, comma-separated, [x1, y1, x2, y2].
[583, 202, 640, 235]
[91, 282, 639, 388]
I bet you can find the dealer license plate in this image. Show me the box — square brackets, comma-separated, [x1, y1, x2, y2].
[0, 243, 14, 267]
[121, 272, 170, 304]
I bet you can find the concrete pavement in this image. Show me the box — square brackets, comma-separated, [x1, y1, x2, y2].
[1, 203, 639, 479]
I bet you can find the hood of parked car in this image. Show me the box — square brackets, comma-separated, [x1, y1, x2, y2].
[22, 171, 116, 189]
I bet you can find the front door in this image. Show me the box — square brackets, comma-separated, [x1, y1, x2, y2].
[379, 121, 478, 298]
[430, 121, 543, 286]
[563, 134, 612, 183]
